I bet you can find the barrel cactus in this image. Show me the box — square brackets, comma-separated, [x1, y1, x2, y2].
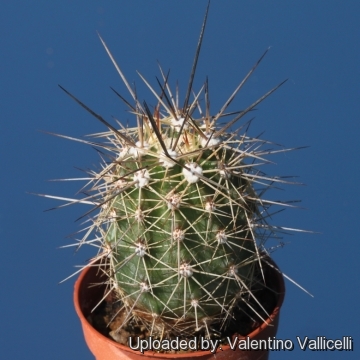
[45, 5, 305, 345]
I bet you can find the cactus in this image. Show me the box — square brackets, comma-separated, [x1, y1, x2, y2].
[44, 4, 306, 344]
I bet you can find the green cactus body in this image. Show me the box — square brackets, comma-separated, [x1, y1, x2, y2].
[101, 117, 259, 336]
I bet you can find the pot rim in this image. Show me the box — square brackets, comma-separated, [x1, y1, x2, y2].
[74, 257, 285, 358]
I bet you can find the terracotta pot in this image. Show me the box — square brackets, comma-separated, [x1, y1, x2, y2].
[74, 258, 285, 360]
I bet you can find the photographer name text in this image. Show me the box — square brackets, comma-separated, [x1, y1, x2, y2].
[129, 336, 353, 353]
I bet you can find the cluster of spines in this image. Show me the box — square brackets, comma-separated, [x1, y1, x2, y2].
[75, 79, 291, 339]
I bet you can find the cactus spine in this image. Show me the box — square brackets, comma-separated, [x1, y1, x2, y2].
[51, 5, 301, 343]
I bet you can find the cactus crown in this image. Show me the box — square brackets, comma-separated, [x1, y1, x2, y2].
[45, 4, 306, 344]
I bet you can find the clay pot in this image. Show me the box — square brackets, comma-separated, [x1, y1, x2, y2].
[74, 258, 285, 360]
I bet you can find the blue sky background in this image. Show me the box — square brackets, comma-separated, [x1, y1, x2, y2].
[1, 1, 359, 359]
